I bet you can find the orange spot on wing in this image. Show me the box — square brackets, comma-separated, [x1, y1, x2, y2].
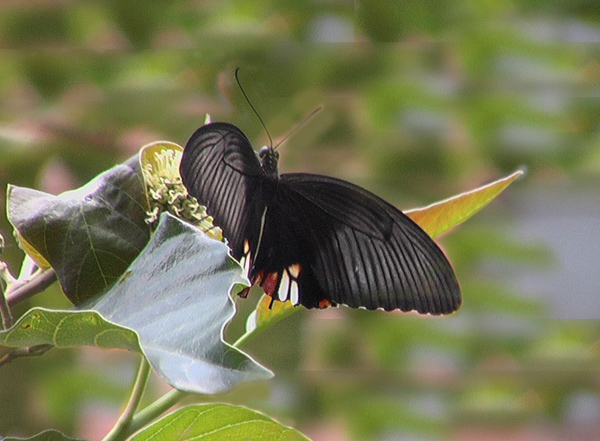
[288, 263, 301, 278]
[318, 299, 332, 308]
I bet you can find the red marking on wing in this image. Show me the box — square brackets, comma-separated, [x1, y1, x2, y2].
[318, 299, 332, 308]
[260, 272, 280, 296]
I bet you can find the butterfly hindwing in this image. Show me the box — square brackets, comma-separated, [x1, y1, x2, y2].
[180, 122, 267, 262]
[253, 174, 461, 314]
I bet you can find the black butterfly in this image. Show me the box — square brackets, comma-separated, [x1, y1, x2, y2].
[180, 122, 461, 314]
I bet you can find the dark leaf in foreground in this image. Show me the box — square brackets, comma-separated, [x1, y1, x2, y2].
[7, 156, 151, 304]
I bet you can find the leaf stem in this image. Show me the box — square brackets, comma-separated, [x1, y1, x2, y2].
[0, 344, 53, 367]
[6, 268, 58, 307]
[127, 389, 190, 435]
[0, 261, 15, 329]
[102, 355, 152, 441]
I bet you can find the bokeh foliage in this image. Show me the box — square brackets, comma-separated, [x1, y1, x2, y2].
[1, 1, 599, 440]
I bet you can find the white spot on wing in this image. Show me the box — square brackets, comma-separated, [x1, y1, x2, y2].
[239, 240, 252, 275]
[278, 270, 290, 302]
[290, 280, 299, 305]
[286, 264, 302, 305]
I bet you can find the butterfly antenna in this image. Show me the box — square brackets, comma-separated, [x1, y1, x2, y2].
[235, 67, 273, 147]
[274, 106, 322, 150]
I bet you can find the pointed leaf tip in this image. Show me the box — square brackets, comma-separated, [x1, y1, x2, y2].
[406, 169, 524, 238]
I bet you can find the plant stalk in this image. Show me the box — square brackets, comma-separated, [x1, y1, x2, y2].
[6, 268, 58, 307]
[127, 389, 190, 435]
[0, 261, 15, 329]
[102, 355, 152, 441]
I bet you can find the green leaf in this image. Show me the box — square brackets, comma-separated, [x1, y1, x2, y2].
[3, 429, 84, 441]
[6, 156, 151, 304]
[405, 169, 525, 238]
[1, 214, 272, 395]
[82, 213, 273, 394]
[130, 404, 311, 441]
[0, 308, 139, 351]
[237, 295, 298, 348]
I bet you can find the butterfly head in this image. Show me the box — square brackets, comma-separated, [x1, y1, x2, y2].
[259, 146, 279, 176]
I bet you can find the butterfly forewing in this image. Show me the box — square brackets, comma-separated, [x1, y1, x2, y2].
[180, 122, 461, 315]
[180, 123, 267, 261]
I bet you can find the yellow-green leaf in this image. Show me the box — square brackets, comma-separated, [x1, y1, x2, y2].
[405, 169, 524, 238]
[13, 231, 51, 270]
[236, 295, 297, 348]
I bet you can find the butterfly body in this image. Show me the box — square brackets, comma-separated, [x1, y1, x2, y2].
[180, 122, 461, 314]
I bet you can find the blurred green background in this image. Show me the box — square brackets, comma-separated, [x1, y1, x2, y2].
[1, 1, 600, 440]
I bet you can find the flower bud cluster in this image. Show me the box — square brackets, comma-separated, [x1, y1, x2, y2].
[143, 148, 223, 242]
